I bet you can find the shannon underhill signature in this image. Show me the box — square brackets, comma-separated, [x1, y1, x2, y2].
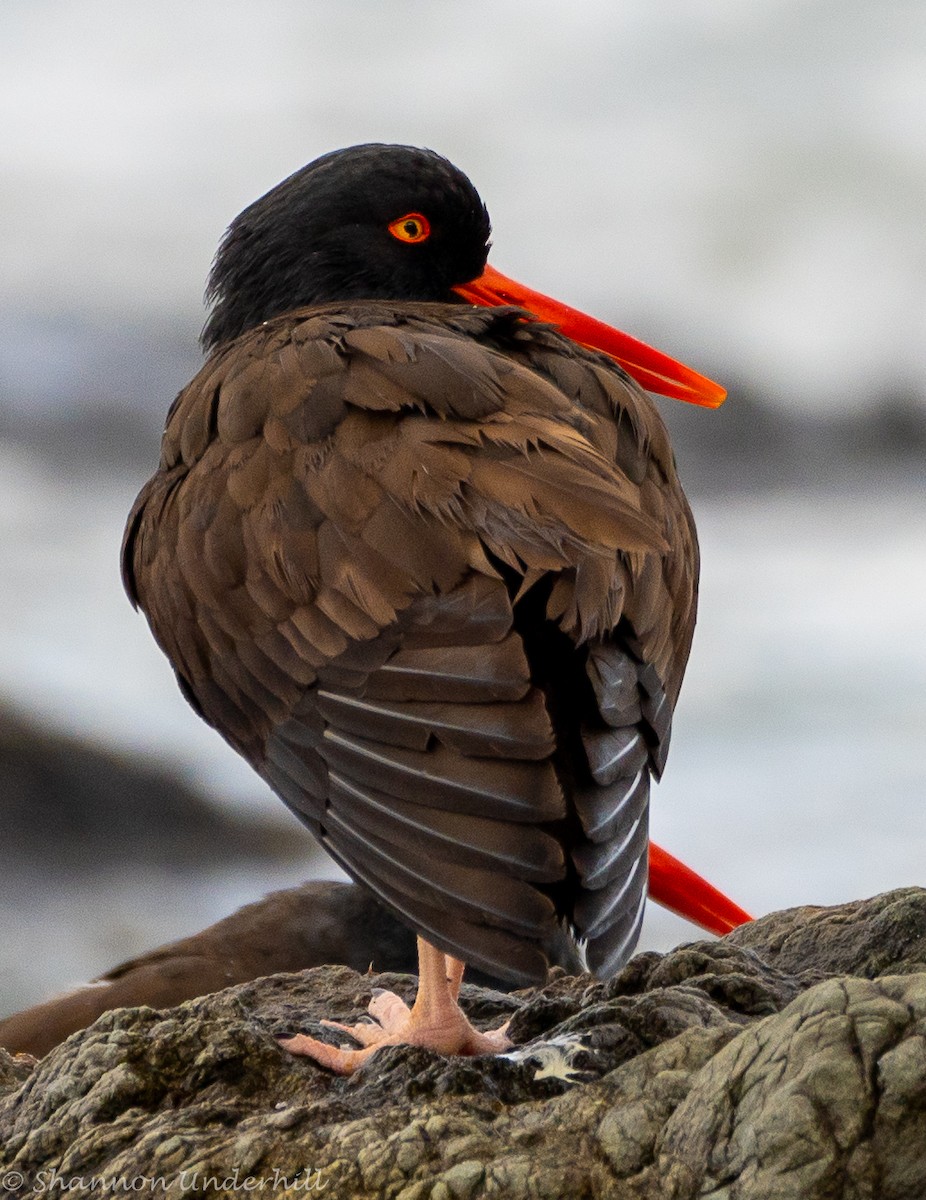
[2, 1167, 328, 1193]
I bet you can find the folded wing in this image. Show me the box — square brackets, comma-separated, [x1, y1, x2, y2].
[123, 303, 698, 983]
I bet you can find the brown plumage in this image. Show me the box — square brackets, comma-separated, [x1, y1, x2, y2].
[124, 298, 696, 986]
[121, 146, 718, 1072]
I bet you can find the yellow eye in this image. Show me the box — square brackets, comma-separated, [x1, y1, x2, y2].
[388, 212, 431, 243]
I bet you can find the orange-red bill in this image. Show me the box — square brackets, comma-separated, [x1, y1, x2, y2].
[453, 263, 726, 408]
[648, 842, 751, 935]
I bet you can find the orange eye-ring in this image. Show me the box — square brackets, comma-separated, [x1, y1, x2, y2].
[388, 212, 431, 244]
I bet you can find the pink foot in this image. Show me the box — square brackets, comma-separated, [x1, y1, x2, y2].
[280, 985, 511, 1075]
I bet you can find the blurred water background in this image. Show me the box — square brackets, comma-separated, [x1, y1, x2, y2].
[1, 0, 924, 1016]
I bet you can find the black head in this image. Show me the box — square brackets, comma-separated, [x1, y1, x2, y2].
[201, 144, 492, 350]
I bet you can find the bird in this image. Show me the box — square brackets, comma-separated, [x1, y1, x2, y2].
[122, 143, 747, 1073]
[0, 882, 517, 1059]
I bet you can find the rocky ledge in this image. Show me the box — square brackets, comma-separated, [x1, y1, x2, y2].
[3, 888, 926, 1199]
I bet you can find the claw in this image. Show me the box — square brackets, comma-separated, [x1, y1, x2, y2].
[279, 939, 513, 1075]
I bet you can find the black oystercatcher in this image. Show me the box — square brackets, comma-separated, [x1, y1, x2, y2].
[123, 144, 748, 1073]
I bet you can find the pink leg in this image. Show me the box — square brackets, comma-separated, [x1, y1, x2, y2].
[280, 937, 511, 1074]
[445, 955, 466, 1001]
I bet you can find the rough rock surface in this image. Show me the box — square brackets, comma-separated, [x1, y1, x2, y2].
[3, 889, 926, 1199]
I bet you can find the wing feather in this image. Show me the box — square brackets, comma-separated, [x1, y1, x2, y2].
[124, 302, 699, 981]
[316, 689, 554, 759]
[321, 835, 550, 984]
[326, 773, 564, 881]
[317, 729, 564, 822]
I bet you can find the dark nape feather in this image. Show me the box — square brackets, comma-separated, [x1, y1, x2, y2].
[202, 145, 491, 350]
